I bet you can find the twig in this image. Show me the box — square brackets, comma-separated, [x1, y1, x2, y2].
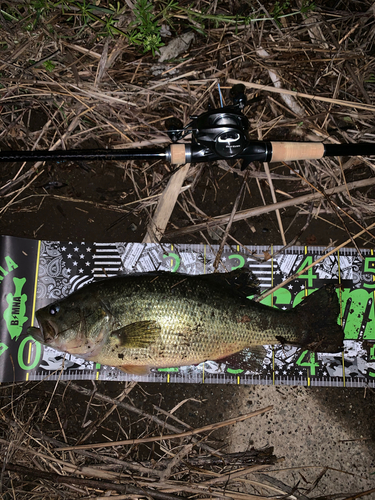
[56, 406, 273, 451]
[201, 464, 274, 486]
[281, 162, 370, 254]
[42, 361, 65, 421]
[77, 381, 137, 445]
[258, 126, 287, 245]
[340, 487, 375, 500]
[61, 381, 220, 454]
[25, 427, 166, 477]
[227, 78, 375, 112]
[255, 48, 305, 117]
[213, 171, 249, 271]
[257, 473, 308, 500]
[159, 443, 194, 480]
[2, 462, 183, 500]
[0, 170, 44, 215]
[0, 106, 90, 196]
[143, 164, 190, 243]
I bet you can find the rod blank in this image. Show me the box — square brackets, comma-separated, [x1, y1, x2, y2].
[0, 149, 167, 163]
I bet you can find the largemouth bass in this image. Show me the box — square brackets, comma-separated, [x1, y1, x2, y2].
[28, 272, 344, 375]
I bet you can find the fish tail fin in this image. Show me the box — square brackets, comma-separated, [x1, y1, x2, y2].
[278, 284, 344, 353]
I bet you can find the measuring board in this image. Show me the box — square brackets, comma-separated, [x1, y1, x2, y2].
[0, 235, 374, 386]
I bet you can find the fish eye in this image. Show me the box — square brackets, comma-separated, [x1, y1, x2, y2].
[49, 304, 60, 315]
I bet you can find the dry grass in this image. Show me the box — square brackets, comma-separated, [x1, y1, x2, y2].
[1, 380, 373, 499]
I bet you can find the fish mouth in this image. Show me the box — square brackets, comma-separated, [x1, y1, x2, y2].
[27, 320, 57, 345]
[27, 326, 44, 343]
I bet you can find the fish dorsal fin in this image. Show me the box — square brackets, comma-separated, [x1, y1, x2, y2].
[119, 365, 150, 375]
[204, 269, 260, 298]
[227, 269, 260, 295]
[110, 320, 161, 349]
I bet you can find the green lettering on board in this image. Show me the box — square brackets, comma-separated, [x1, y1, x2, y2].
[0, 255, 18, 282]
[3, 277, 28, 340]
[0, 267, 8, 281]
[296, 350, 319, 376]
[0, 256, 19, 282]
[18, 336, 41, 370]
[5, 256, 18, 272]
[0, 343, 8, 357]
[227, 368, 244, 374]
[163, 253, 180, 272]
[228, 254, 245, 270]
[296, 256, 317, 288]
[341, 288, 374, 340]
[363, 257, 375, 289]
[260, 287, 292, 308]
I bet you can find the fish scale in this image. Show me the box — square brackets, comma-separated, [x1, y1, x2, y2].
[28, 272, 344, 375]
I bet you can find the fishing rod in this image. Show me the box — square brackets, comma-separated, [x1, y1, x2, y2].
[1, 84, 375, 169]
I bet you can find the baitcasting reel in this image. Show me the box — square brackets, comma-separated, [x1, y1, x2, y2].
[165, 84, 269, 169]
[166, 84, 250, 157]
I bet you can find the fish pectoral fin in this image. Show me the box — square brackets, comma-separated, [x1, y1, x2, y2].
[119, 365, 150, 375]
[110, 320, 161, 349]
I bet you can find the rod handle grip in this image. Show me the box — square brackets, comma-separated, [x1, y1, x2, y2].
[170, 144, 187, 165]
[270, 142, 324, 163]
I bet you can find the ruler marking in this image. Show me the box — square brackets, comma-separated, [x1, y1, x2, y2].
[337, 248, 346, 388]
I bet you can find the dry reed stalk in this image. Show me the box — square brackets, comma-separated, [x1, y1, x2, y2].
[258, 128, 286, 245]
[143, 164, 190, 243]
[62, 381, 221, 454]
[228, 78, 375, 113]
[214, 171, 249, 270]
[0, 379, 281, 499]
[77, 381, 137, 445]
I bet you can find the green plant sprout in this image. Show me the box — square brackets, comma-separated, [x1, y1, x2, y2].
[128, 0, 164, 55]
[42, 60, 56, 72]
